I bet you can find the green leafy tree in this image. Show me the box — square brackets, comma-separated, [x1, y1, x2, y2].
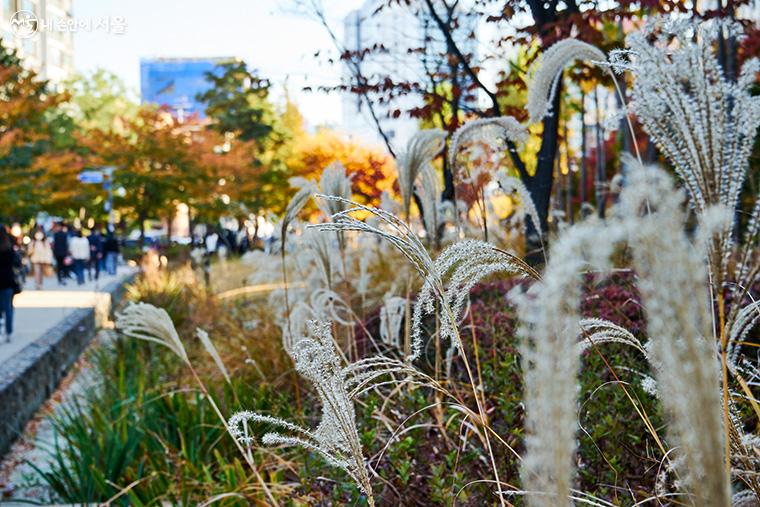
[197, 61, 277, 142]
[196, 62, 294, 232]
[65, 69, 140, 132]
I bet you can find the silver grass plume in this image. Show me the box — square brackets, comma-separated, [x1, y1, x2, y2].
[281, 184, 315, 245]
[310, 288, 354, 326]
[309, 196, 539, 360]
[396, 129, 446, 217]
[116, 302, 189, 363]
[447, 116, 527, 171]
[496, 170, 541, 234]
[620, 20, 760, 288]
[515, 219, 618, 507]
[319, 161, 353, 217]
[527, 39, 606, 124]
[380, 295, 406, 349]
[416, 165, 442, 243]
[309, 195, 434, 284]
[576, 318, 648, 358]
[727, 301, 760, 367]
[616, 165, 729, 506]
[229, 320, 375, 504]
[305, 228, 339, 288]
[413, 239, 540, 360]
[196, 328, 231, 385]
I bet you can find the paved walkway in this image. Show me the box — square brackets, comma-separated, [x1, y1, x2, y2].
[0, 266, 136, 365]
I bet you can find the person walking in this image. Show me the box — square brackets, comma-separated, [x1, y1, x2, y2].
[103, 232, 120, 276]
[28, 227, 53, 290]
[69, 230, 90, 286]
[0, 225, 21, 342]
[87, 228, 104, 281]
[52, 223, 70, 285]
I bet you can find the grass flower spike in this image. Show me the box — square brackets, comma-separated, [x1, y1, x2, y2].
[229, 320, 375, 505]
[527, 39, 606, 123]
[116, 302, 189, 363]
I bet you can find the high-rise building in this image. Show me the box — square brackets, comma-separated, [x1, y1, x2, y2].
[341, 0, 479, 151]
[140, 57, 233, 121]
[0, 0, 75, 85]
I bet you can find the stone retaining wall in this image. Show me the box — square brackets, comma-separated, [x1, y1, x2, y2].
[0, 276, 134, 458]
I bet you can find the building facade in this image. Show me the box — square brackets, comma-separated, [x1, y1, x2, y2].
[140, 57, 233, 121]
[341, 0, 479, 151]
[0, 0, 75, 84]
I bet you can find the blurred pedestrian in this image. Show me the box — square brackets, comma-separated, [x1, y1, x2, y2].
[0, 225, 21, 342]
[104, 232, 120, 275]
[29, 226, 53, 290]
[52, 222, 70, 285]
[69, 230, 90, 286]
[87, 228, 104, 281]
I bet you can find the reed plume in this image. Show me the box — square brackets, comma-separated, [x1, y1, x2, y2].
[396, 129, 446, 218]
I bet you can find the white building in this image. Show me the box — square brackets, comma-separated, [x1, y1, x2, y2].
[0, 0, 75, 85]
[342, 3, 420, 151]
[341, 0, 479, 152]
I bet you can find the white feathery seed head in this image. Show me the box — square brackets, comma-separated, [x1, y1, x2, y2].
[577, 318, 648, 358]
[495, 170, 541, 233]
[379, 295, 406, 349]
[615, 164, 730, 506]
[229, 320, 375, 501]
[319, 161, 353, 218]
[282, 184, 315, 236]
[527, 39, 606, 124]
[619, 19, 760, 294]
[515, 218, 618, 507]
[195, 328, 231, 385]
[448, 116, 527, 172]
[396, 129, 446, 217]
[412, 239, 540, 361]
[116, 302, 188, 363]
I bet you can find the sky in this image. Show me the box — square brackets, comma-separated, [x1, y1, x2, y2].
[72, 0, 359, 129]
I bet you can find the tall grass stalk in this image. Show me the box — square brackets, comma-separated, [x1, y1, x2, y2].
[116, 303, 279, 506]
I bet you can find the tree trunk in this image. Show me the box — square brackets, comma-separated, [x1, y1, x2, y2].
[252, 215, 259, 251]
[166, 216, 173, 245]
[580, 91, 588, 204]
[138, 214, 146, 249]
[594, 88, 606, 218]
[524, 77, 563, 265]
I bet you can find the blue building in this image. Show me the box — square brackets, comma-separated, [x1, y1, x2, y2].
[140, 57, 233, 120]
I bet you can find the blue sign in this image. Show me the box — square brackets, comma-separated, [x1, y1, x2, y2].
[140, 58, 232, 120]
[78, 170, 104, 184]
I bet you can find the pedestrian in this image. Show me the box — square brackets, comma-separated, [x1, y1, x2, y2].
[69, 230, 90, 286]
[52, 222, 70, 285]
[87, 228, 104, 281]
[28, 226, 53, 290]
[103, 232, 120, 276]
[0, 225, 21, 342]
